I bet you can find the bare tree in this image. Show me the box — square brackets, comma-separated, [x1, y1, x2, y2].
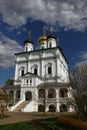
[70, 63, 87, 118]
[0, 91, 13, 117]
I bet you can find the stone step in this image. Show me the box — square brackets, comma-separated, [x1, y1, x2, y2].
[14, 101, 29, 111]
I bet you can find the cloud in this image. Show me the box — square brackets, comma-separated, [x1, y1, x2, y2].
[75, 51, 87, 66]
[79, 51, 87, 60]
[0, 32, 23, 68]
[0, 0, 87, 31]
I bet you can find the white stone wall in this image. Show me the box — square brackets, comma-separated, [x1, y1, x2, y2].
[14, 47, 69, 85]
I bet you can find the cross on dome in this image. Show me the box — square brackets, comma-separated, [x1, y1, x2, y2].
[28, 31, 31, 40]
[43, 26, 47, 36]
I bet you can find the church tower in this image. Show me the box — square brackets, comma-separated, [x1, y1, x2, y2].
[24, 31, 33, 52]
[47, 27, 58, 48]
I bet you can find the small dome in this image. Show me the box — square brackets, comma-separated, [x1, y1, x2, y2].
[47, 34, 57, 40]
[38, 35, 47, 43]
[24, 39, 33, 44]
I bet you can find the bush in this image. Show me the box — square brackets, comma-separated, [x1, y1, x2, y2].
[57, 117, 87, 130]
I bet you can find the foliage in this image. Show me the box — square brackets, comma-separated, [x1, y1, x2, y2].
[57, 117, 87, 130]
[70, 63, 87, 118]
[5, 79, 14, 86]
[0, 94, 13, 117]
[0, 122, 42, 130]
[38, 118, 66, 130]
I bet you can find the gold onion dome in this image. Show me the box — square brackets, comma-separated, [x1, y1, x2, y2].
[38, 35, 47, 43]
[38, 26, 47, 43]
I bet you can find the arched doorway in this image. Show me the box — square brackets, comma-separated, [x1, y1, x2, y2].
[49, 105, 56, 112]
[60, 104, 67, 112]
[25, 91, 32, 101]
[48, 89, 56, 98]
[59, 88, 68, 98]
[38, 105, 45, 112]
[38, 89, 45, 98]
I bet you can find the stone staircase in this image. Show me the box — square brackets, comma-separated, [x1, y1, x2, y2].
[14, 101, 29, 112]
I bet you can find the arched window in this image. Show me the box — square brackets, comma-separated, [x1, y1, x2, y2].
[45, 63, 52, 76]
[48, 66, 52, 74]
[20, 67, 25, 76]
[49, 42, 52, 48]
[21, 69, 24, 76]
[48, 89, 56, 98]
[38, 89, 45, 98]
[31, 64, 38, 75]
[34, 68, 37, 75]
[59, 88, 68, 98]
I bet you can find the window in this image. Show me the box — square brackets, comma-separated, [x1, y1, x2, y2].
[26, 79, 28, 84]
[30, 79, 32, 84]
[48, 66, 52, 74]
[21, 69, 24, 76]
[34, 68, 37, 75]
[49, 42, 52, 48]
[26, 47, 28, 52]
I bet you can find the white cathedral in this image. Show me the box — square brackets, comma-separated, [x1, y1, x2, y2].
[3, 27, 73, 112]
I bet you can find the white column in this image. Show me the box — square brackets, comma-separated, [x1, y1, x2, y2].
[14, 90, 16, 102]
[56, 89, 60, 112]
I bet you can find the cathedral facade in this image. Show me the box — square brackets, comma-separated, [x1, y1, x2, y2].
[3, 28, 73, 112]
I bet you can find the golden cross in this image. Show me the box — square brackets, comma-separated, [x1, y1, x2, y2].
[43, 26, 47, 36]
[28, 31, 31, 39]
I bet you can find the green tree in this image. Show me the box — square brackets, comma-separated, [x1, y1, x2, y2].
[5, 78, 14, 86]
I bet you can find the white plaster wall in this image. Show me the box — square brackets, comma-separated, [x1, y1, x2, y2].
[47, 38, 57, 48]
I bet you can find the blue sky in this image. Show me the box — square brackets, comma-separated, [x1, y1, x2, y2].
[0, 0, 87, 86]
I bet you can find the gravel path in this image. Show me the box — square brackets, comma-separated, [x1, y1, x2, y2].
[0, 111, 48, 125]
[0, 111, 73, 125]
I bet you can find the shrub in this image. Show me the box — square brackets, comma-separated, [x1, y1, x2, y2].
[57, 117, 87, 130]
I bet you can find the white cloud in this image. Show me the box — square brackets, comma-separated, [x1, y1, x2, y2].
[0, 33, 23, 68]
[75, 51, 87, 66]
[0, 0, 87, 31]
[79, 51, 87, 60]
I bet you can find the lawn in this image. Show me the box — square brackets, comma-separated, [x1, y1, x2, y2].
[0, 122, 42, 130]
[0, 119, 67, 130]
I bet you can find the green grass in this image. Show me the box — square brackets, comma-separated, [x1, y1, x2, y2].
[0, 122, 42, 130]
[0, 118, 67, 130]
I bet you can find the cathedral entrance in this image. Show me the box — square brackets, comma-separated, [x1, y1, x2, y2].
[25, 91, 32, 101]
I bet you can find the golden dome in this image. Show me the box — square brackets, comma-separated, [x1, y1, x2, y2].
[38, 35, 47, 43]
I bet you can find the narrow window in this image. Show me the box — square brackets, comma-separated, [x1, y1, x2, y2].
[21, 70, 24, 76]
[30, 79, 32, 84]
[49, 42, 51, 48]
[48, 67, 52, 74]
[26, 47, 28, 52]
[26, 79, 28, 84]
[34, 68, 37, 75]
